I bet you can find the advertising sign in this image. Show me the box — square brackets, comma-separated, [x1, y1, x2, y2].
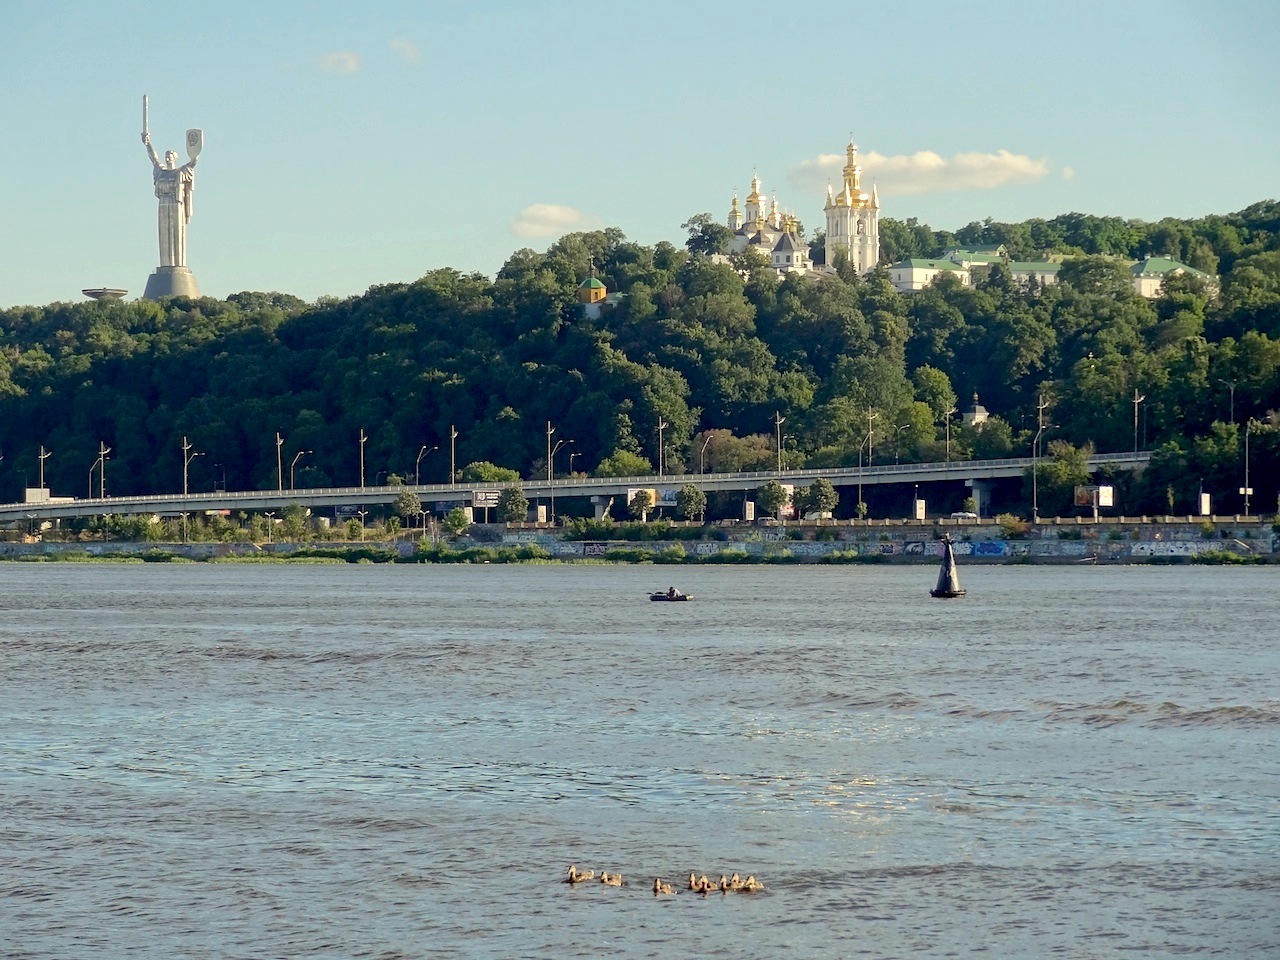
[472, 489, 500, 508]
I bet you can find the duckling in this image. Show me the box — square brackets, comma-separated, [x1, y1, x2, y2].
[599, 871, 624, 887]
[740, 875, 764, 892]
[565, 864, 595, 884]
[688, 872, 699, 890]
[653, 877, 674, 895]
[727, 872, 745, 891]
[718, 875, 731, 893]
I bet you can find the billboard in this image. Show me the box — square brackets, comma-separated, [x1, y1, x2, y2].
[1074, 485, 1114, 508]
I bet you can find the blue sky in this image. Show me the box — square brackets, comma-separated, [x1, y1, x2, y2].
[2, 0, 1277, 308]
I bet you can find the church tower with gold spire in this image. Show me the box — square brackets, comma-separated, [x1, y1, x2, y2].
[824, 138, 880, 274]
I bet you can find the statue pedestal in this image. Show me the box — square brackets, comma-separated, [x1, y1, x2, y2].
[142, 266, 200, 300]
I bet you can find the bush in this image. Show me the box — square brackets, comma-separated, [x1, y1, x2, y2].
[1191, 550, 1267, 565]
[603, 547, 655, 563]
[698, 548, 752, 564]
[292, 546, 400, 563]
[996, 513, 1028, 539]
[817, 550, 887, 564]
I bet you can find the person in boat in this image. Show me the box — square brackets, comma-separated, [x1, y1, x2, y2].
[666, 586, 684, 599]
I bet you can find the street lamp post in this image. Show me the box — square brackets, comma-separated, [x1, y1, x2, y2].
[856, 429, 875, 518]
[181, 436, 203, 543]
[1132, 389, 1145, 454]
[450, 425, 459, 485]
[866, 407, 878, 466]
[1241, 419, 1256, 515]
[415, 445, 437, 486]
[545, 421, 555, 523]
[291, 450, 311, 490]
[699, 434, 714, 475]
[359, 429, 368, 488]
[1033, 395, 1049, 523]
[181, 436, 203, 497]
[894, 423, 909, 464]
[568, 451, 581, 475]
[549, 437, 571, 523]
[38, 445, 51, 490]
[774, 411, 786, 474]
[275, 432, 284, 492]
[656, 418, 668, 478]
[943, 407, 957, 462]
[96, 442, 110, 499]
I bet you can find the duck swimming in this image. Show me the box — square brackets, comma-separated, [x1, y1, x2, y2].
[599, 872, 624, 886]
[740, 875, 764, 892]
[653, 878, 674, 895]
[565, 865, 595, 884]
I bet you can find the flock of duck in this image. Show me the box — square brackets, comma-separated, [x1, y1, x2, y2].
[565, 865, 764, 895]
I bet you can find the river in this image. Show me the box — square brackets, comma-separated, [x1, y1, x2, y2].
[1, 562, 1276, 958]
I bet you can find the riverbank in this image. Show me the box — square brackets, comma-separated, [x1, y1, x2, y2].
[3, 516, 1277, 563]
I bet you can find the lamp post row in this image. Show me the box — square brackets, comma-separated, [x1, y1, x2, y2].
[13, 406, 1258, 520]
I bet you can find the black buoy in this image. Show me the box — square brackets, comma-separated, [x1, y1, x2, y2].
[930, 534, 967, 598]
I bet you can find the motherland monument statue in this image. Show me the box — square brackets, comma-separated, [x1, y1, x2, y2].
[141, 95, 203, 300]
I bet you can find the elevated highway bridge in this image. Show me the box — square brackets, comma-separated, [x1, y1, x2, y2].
[2, 452, 1151, 523]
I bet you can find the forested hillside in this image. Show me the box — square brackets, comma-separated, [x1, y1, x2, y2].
[1, 202, 1277, 518]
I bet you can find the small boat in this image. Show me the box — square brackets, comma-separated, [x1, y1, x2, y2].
[930, 535, 966, 598]
[650, 590, 692, 602]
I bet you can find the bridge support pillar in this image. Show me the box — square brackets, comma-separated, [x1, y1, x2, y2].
[965, 478, 995, 516]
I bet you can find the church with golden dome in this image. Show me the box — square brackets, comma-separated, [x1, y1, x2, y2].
[723, 137, 880, 277]
[726, 173, 810, 274]
[823, 138, 880, 274]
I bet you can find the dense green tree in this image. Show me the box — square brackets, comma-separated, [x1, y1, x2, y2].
[675, 483, 707, 521]
[758, 480, 788, 519]
[680, 213, 733, 256]
[442, 507, 471, 538]
[628, 488, 653, 521]
[803, 478, 838, 517]
[461, 461, 521, 483]
[497, 487, 529, 522]
[596, 450, 653, 477]
[394, 490, 422, 525]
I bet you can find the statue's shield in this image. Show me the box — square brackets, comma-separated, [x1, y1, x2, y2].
[185, 128, 203, 161]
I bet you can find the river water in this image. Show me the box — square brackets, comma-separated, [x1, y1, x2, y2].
[1, 562, 1276, 958]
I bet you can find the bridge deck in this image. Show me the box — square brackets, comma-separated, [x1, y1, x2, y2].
[2, 452, 1151, 522]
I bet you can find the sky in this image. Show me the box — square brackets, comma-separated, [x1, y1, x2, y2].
[2, 0, 1277, 308]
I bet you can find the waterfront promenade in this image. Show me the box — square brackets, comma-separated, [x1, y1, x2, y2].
[3, 514, 1274, 563]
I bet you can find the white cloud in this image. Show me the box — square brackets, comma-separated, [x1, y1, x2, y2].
[510, 203, 591, 238]
[1062, 166, 1077, 181]
[389, 38, 421, 63]
[317, 51, 361, 74]
[788, 148, 1049, 196]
